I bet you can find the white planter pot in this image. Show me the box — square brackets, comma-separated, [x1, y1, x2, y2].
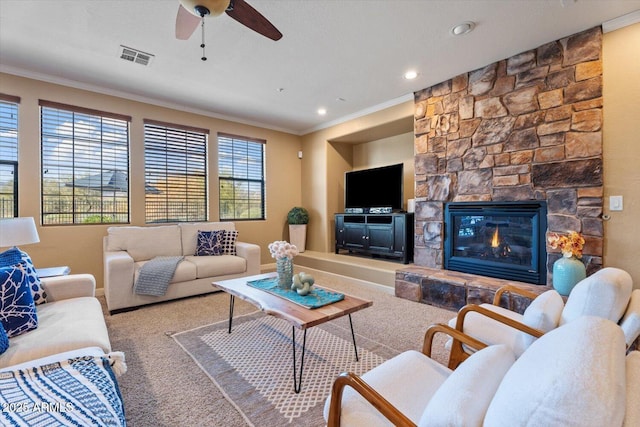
[289, 224, 307, 253]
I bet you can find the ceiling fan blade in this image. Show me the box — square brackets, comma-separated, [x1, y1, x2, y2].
[176, 4, 200, 40]
[225, 0, 282, 41]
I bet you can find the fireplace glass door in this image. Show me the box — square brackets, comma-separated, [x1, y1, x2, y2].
[444, 202, 547, 284]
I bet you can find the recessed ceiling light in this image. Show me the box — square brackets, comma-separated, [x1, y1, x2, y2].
[451, 21, 476, 36]
[404, 70, 418, 80]
[317, 108, 327, 116]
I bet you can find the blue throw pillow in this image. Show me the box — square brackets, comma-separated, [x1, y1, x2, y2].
[0, 247, 23, 267]
[0, 264, 38, 337]
[196, 230, 224, 256]
[17, 250, 48, 305]
[0, 323, 8, 354]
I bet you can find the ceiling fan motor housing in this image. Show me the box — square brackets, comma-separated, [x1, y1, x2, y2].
[180, 0, 230, 17]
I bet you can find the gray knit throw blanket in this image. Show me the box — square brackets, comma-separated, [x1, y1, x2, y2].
[134, 256, 184, 296]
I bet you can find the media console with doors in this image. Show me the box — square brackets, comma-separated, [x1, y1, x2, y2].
[335, 213, 414, 264]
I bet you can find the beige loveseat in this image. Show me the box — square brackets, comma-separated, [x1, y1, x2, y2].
[103, 222, 260, 313]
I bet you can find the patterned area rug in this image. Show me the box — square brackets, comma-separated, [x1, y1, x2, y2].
[172, 311, 399, 426]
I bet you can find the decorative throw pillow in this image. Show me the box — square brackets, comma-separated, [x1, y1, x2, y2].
[222, 230, 238, 256]
[419, 344, 516, 427]
[0, 247, 23, 267]
[516, 289, 564, 354]
[0, 247, 47, 305]
[0, 264, 38, 337]
[18, 250, 48, 305]
[0, 323, 9, 354]
[196, 230, 224, 256]
[484, 317, 626, 427]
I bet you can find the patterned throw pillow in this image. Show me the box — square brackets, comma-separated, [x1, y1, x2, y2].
[0, 248, 48, 305]
[18, 250, 48, 305]
[196, 230, 224, 256]
[0, 323, 9, 354]
[0, 264, 38, 337]
[222, 230, 238, 256]
[0, 247, 22, 266]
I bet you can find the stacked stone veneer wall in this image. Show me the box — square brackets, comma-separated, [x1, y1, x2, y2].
[412, 26, 604, 285]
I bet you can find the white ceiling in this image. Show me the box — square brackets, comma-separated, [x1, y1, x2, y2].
[1, 1, 639, 135]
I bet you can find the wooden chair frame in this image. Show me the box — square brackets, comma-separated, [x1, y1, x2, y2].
[492, 284, 540, 307]
[326, 323, 488, 427]
[448, 285, 545, 369]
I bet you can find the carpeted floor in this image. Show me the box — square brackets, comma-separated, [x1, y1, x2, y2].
[102, 269, 455, 426]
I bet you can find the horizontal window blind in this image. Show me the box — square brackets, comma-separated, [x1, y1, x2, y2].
[0, 98, 19, 218]
[0, 99, 18, 162]
[218, 133, 265, 220]
[41, 104, 130, 225]
[144, 122, 207, 223]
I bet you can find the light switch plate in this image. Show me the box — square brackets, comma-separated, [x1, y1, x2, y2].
[610, 195, 623, 211]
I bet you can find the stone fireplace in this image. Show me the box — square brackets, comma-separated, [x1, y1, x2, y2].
[396, 26, 604, 310]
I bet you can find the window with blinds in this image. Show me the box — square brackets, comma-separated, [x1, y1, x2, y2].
[40, 101, 130, 225]
[0, 95, 19, 218]
[218, 133, 265, 221]
[144, 121, 208, 223]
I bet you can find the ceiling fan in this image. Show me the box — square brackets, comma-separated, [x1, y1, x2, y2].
[175, 0, 282, 45]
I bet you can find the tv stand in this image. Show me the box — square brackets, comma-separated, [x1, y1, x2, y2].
[335, 213, 414, 264]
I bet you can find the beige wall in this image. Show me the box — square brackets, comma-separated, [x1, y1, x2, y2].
[352, 131, 415, 210]
[1, 73, 302, 288]
[300, 102, 414, 252]
[603, 23, 640, 289]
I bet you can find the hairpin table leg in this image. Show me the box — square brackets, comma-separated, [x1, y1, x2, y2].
[348, 314, 359, 362]
[292, 326, 307, 394]
[227, 295, 235, 334]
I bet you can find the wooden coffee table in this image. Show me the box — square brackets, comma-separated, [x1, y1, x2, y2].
[212, 273, 373, 393]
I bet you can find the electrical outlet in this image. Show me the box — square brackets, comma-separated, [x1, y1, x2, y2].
[610, 195, 623, 211]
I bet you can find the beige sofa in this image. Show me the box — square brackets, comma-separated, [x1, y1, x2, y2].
[0, 273, 111, 369]
[103, 222, 260, 313]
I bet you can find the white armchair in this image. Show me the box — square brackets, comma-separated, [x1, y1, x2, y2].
[325, 316, 632, 427]
[446, 267, 637, 368]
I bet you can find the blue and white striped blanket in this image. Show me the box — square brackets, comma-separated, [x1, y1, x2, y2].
[134, 256, 184, 296]
[0, 355, 126, 426]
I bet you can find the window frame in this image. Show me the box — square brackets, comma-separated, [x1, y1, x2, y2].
[0, 94, 20, 218]
[218, 132, 266, 221]
[40, 100, 131, 225]
[143, 119, 209, 224]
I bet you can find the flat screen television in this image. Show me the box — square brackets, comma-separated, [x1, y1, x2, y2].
[345, 163, 403, 212]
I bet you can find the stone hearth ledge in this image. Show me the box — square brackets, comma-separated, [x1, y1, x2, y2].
[396, 266, 552, 313]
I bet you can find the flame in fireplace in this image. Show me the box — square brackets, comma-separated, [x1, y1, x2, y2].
[491, 227, 500, 248]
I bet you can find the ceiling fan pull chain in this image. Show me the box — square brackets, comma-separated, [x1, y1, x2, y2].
[200, 17, 207, 61]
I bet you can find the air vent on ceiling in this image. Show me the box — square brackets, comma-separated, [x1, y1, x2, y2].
[119, 45, 154, 66]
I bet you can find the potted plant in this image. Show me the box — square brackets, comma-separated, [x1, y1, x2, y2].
[287, 207, 309, 253]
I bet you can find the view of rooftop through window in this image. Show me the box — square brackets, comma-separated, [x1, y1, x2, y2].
[40, 101, 130, 225]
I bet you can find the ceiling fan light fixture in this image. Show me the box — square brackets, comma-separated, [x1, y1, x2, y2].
[179, 0, 230, 17]
[451, 21, 476, 36]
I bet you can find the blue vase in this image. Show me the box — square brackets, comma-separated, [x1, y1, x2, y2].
[552, 254, 586, 296]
